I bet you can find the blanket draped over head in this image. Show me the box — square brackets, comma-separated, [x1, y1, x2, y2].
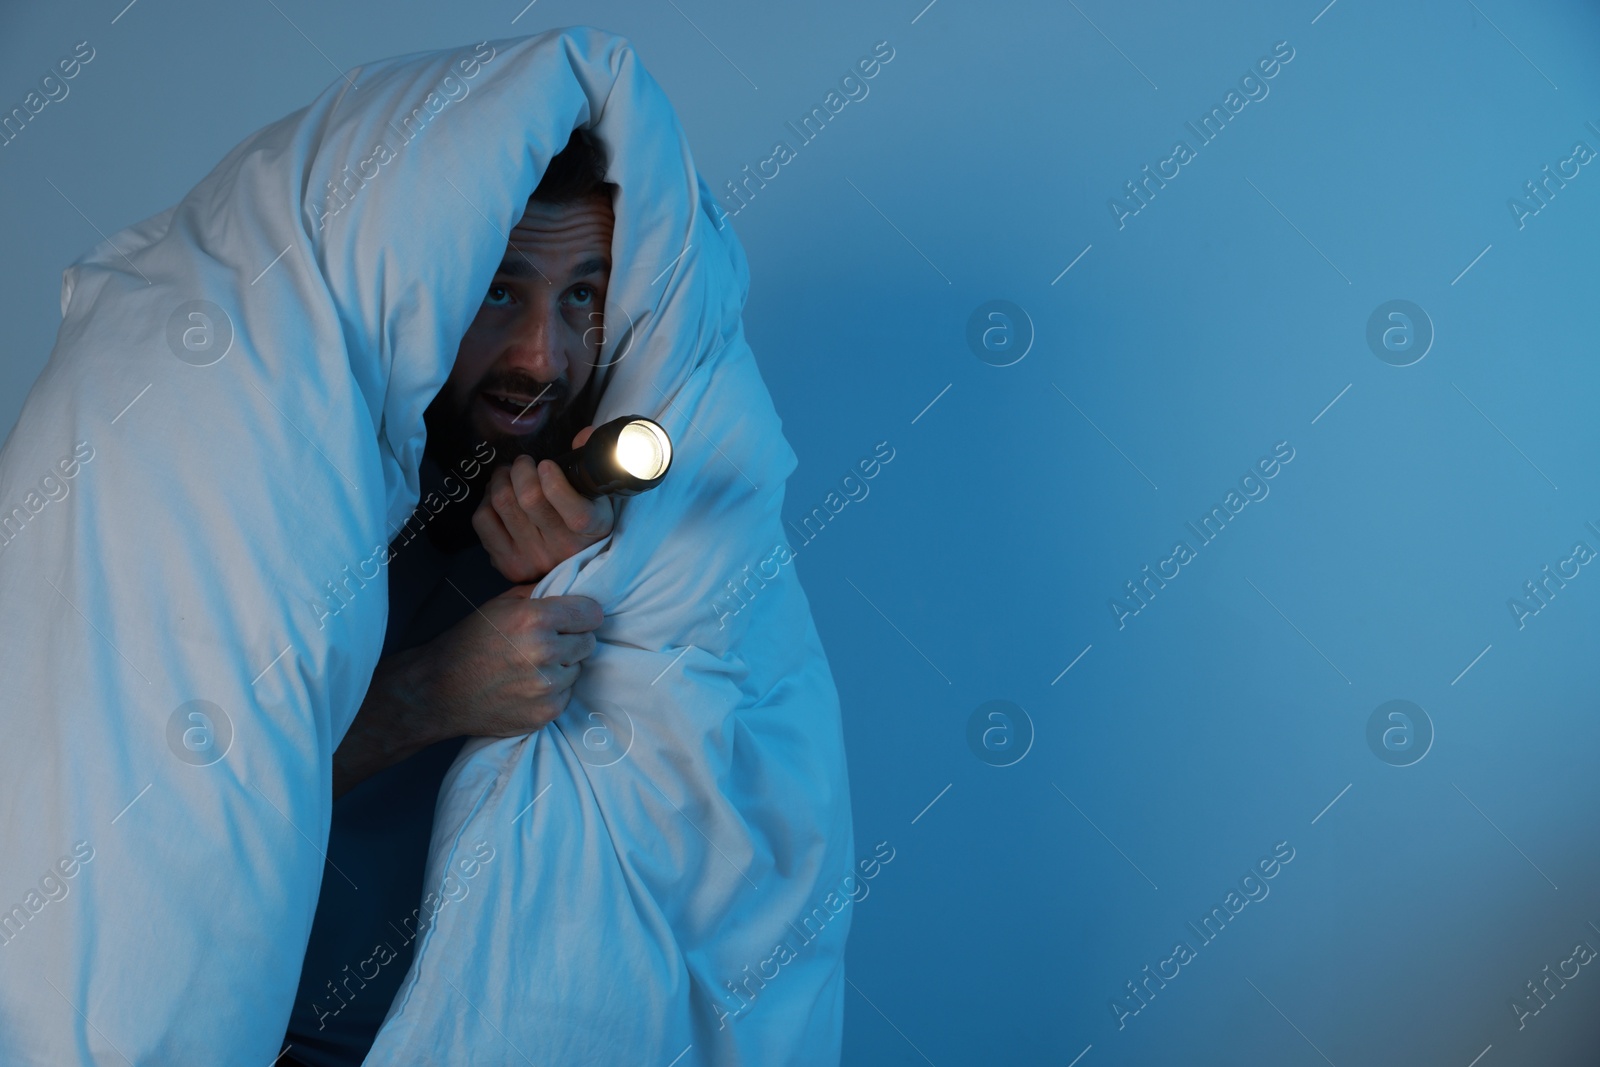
[0, 26, 853, 1065]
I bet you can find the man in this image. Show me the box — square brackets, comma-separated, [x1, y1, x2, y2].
[0, 30, 853, 1064]
[281, 127, 621, 1067]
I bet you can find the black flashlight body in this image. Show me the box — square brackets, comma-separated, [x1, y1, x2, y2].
[555, 415, 674, 499]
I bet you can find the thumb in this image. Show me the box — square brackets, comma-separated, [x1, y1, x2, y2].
[572, 424, 597, 449]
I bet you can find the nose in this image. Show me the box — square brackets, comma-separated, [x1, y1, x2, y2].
[501, 297, 567, 384]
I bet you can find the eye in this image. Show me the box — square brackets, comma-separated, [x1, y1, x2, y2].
[483, 284, 512, 307]
[567, 285, 597, 308]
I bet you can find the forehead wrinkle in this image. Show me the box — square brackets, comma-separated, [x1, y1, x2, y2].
[507, 226, 613, 252]
[498, 246, 611, 285]
[513, 198, 611, 223]
[500, 203, 612, 287]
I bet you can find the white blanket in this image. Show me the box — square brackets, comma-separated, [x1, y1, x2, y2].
[0, 27, 854, 1065]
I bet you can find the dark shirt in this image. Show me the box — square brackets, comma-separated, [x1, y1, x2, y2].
[281, 459, 511, 1067]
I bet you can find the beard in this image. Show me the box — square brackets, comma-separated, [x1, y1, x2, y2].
[419, 371, 599, 555]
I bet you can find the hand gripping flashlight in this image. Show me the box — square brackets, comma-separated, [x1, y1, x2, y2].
[555, 415, 674, 499]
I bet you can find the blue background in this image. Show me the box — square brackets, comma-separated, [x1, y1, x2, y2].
[4, 0, 1600, 1063]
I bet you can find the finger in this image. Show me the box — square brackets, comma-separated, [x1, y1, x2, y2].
[478, 668, 578, 735]
[484, 462, 512, 497]
[470, 508, 528, 585]
[532, 594, 605, 633]
[539, 459, 613, 539]
[481, 464, 519, 533]
[534, 685, 575, 727]
[525, 660, 578, 697]
[546, 629, 598, 667]
[505, 453, 538, 499]
[505, 454, 568, 537]
[504, 641, 575, 693]
[471, 494, 517, 566]
[572, 424, 597, 449]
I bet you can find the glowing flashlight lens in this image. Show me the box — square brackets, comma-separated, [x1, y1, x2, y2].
[614, 420, 671, 480]
[556, 414, 673, 498]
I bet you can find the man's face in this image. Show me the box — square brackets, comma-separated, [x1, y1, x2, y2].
[428, 193, 614, 467]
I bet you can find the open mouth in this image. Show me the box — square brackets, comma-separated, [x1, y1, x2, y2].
[479, 391, 553, 434]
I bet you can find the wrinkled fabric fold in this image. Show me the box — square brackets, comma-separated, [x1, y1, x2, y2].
[0, 26, 852, 1065]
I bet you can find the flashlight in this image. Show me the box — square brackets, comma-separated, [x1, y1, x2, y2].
[555, 415, 674, 498]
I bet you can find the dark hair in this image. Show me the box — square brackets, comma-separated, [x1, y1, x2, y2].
[530, 126, 617, 205]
